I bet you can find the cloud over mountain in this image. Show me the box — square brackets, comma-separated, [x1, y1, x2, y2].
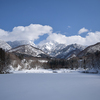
[0, 24, 100, 46]
[39, 31, 100, 46]
[0, 24, 52, 41]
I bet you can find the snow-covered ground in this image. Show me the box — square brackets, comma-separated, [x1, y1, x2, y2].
[10, 68, 71, 73]
[0, 72, 100, 100]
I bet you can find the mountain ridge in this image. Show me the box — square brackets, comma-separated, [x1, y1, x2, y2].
[78, 42, 100, 57]
[0, 40, 100, 60]
[8, 44, 50, 58]
[55, 43, 86, 59]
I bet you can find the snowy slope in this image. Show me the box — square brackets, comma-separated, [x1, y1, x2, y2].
[7, 40, 35, 48]
[38, 41, 59, 53]
[38, 41, 67, 57]
[0, 40, 12, 51]
[8, 44, 49, 58]
[56, 44, 86, 59]
[78, 42, 100, 57]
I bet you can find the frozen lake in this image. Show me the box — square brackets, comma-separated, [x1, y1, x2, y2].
[0, 72, 100, 100]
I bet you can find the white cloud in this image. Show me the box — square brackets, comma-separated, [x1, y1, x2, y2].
[0, 29, 8, 37]
[39, 31, 100, 46]
[0, 24, 100, 46]
[0, 24, 52, 41]
[39, 33, 85, 45]
[85, 31, 100, 45]
[78, 27, 89, 34]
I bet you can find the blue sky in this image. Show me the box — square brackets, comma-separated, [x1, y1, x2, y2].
[0, 0, 100, 45]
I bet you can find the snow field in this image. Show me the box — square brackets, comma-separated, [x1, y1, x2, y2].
[0, 72, 100, 100]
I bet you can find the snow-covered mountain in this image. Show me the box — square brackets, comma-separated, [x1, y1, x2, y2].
[38, 41, 67, 57]
[8, 44, 50, 58]
[0, 40, 12, 51]
[38, 41, 59, 53]
[38, 41, 86, 59]
[5, 40, 86, 59]
[78, 42, 100, 57]
[56, 44, 86, 59]
[7, 40, 35, 48]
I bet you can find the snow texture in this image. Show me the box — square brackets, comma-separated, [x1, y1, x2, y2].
[0, 72, 100, 100]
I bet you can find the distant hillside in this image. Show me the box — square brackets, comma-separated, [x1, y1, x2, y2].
[78, 42, 100, 57]
[8, 44, 50, 58]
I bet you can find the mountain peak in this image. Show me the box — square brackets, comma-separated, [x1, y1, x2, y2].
[0, 40, 12, 51]
[38, 41, 67, 56]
